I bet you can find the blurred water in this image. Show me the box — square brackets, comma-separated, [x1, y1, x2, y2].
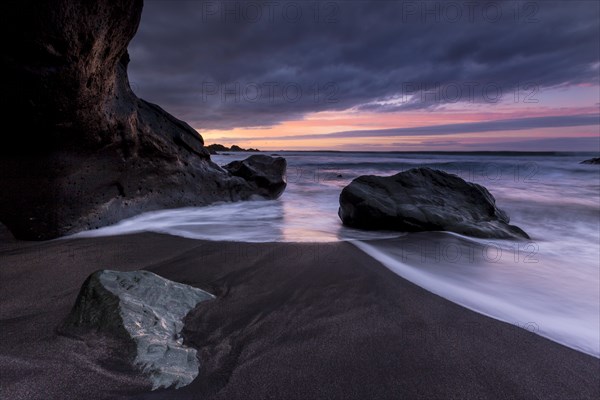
[71, 151, 600, 357]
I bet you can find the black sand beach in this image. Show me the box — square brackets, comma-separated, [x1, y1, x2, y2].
[1, 233, 598, 400]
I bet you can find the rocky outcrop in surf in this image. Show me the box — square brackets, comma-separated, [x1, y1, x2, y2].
[338, 167, 529, 239]
[206, 144, 260, 154]
[580, 157, 600, 165]
[223, 155, 287, 199]
[0, 0, 285, 240]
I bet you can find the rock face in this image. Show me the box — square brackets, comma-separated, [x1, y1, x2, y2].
[338, 168, 529, 239]
[0, 0, 285, 240]
[580, 157, 600, 165]
[223, 155, 287, 199]
[61, 270, 214, 390]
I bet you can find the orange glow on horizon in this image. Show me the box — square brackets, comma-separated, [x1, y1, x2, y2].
[199, 105, 600, 151]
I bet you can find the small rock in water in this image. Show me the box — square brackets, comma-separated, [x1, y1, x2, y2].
[61, 270, 214, 390]
[338, 167, 529, 239]
[223, 155, 287, 199]
[580, 157, 600, 165]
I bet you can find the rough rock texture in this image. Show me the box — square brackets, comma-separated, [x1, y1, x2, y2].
[580, 157, 600, 165]
[338, 168, 529, 239]
[0, 0, 285, 240]
[61, 269, 214, 390]
[223, 155, 288, 199]
[0, 222, 14, 242]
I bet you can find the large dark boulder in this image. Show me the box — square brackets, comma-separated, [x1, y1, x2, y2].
[338, 168, 529, 239]
[0, 0, 285, 240]
[223, 155, 287, 199]
[580, 157, 600, 165]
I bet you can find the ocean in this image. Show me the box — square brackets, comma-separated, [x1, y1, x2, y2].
[70, 151, 600, 357]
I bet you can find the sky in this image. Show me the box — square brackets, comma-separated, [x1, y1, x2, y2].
[128, 0, 600, 151]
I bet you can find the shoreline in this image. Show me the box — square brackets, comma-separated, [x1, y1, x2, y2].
[1, 233, 598, 399]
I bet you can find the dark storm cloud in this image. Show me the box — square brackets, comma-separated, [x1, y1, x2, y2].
[128, 0, 600, 130]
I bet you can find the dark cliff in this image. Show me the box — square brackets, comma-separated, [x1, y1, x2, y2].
[0, 0, 285, 240]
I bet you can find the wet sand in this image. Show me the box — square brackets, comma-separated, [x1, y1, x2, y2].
[0, 233, 598, 399]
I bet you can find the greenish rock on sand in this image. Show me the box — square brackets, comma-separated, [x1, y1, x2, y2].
[62, 270, 214, 390]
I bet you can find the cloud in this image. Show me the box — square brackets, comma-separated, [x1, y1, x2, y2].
[128, 0, 600, 130]
[340, 136, 600, 152]
[462, 136, 600, 151]
[207, 113, 600, 141]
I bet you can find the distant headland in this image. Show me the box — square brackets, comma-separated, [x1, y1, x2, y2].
[206, 144, 260, 154]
